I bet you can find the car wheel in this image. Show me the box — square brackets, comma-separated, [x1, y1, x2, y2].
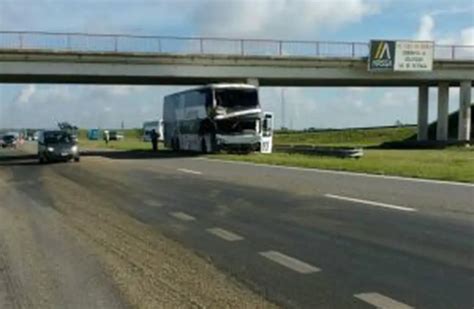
[74, 157, 80, 162]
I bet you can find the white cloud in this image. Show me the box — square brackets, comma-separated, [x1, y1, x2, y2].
[461, 27, 474, 45]
[416, 14, 435, 41]
[191, 0, 380, 39]
[17, 84, 36, 104]
[0, 84, 189, 129]
[437, 27, 474, 46]
[380, 89, 416, 107]
[430, 5, 474, 16]
[415, 10, 473, 47]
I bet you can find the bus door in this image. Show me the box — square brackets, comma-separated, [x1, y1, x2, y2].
[260, 112, 273, 154]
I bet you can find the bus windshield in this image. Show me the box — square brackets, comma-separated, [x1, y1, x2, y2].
[215, 89, 259, 110]
[216, 118, 258, 135]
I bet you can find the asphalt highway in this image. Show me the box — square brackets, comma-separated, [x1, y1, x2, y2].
[1, 145, 473, 308]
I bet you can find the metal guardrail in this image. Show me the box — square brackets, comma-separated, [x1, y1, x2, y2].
[274, 144, 364, 158]
[0, 31, 473, 60]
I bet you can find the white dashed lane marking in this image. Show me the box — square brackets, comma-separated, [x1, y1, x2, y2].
[259, 251, 320, 274]
[177, 168, 202, 175]
[354, 292, 413, 309]
[169, 212, 196, 221]
[325, 194, 417, 212]
[143, 199, 162, 207]
[206, 227, 244, 241]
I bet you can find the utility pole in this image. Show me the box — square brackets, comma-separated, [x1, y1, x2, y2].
[281, 88, 286, 129]
[290, 109, 294, 131]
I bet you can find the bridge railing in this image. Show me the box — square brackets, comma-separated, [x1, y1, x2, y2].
[0, 31, 473, 60]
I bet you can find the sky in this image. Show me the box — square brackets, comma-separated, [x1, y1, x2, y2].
[0, 0, 473, 129]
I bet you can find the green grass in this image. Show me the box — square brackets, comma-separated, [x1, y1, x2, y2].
[212, 148, 474, 183]
[77, 128, 152, 150]
[275, 127, 417, 147]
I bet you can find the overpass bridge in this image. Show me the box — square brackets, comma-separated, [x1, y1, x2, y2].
[0, 31, 473, 142]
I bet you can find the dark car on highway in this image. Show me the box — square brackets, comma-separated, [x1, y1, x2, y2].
[1, 134, 18, 148]
[38, 130, 80, 163]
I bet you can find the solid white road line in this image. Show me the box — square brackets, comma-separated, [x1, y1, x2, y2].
[325, 194, 417, 212]
[169, 212, 196, 221]
[206, 227, 244, 241]
[199, 158, 474, 188]
[259, 251, 320, 274]
[354, 292, 413, 309]
[177, 168, 202, 175]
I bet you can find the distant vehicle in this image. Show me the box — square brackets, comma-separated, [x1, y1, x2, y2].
[143, 120, 164, 142]
[87, 129, 100, 140]
[37, 130, 80, 163]
[24, 131, 34, 141]
[163, 84, 273, 153]
[33, 131, 40, 141]
[1, 134, 17, 148]
[109, 131, 124, 141]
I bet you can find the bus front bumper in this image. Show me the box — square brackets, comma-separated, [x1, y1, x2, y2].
[216, 134, 260, 150]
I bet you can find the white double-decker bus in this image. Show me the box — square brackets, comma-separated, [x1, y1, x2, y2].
[163, 84, 272, 153]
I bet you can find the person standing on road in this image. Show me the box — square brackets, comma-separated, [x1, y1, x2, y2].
[103, 130, 110, 145]
[150, 129, 159, 152]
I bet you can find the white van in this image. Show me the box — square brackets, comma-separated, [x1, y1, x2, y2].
[143, 120, 164, 142]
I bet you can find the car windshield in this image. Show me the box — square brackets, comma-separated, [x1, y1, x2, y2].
[44, 132, 73, 144]
[3, 135, 15, 141]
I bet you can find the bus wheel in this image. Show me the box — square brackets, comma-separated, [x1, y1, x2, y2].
[201, 139, 207, 154]
[175, 138, 180, 152]
[171, 138, 177, 151]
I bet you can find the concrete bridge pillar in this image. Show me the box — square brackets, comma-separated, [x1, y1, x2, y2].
[417, 85, 429, 141]
[436, 82, 450, 141]
[458, 81, 472, 143]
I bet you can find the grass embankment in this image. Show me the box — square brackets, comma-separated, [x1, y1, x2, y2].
[226, 126, 474, 183]
[275, 126, 416, 147]
[214, 148, 474, 183]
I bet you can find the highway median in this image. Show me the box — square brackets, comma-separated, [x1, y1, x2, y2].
[210, 148, 474, 183]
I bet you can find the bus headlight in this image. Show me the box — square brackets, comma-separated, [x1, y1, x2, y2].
[47, 147, 54, 152]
